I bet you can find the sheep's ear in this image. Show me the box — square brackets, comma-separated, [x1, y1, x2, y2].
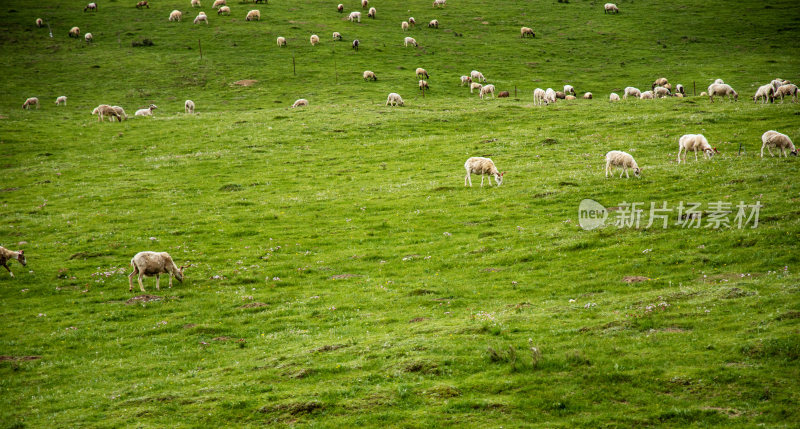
[501, 171, 506, 176]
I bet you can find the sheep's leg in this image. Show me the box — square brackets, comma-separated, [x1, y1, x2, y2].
[138, 273, 146, 292]
[480, 175, 485, 187]
[625, 167, 629, 178]
[619, 168, 624, 178]
[155, 274, 160, 290]
[781, 148, 786, 157]
[128, 268, 138, 291]
[761, 145, 765, 158]
[465, 172, 471, 187]
[767, 146, 774, 157]
[605, 162, 610, 178]
[677, 148, 682, 163]
[169, 274, 173, 288]
[694, 151, 698, 162]
[3, 263, 13, 278]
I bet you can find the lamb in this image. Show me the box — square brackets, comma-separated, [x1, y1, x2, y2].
[654, 86, 671, 98]
[583, 92, 593, 99]
[36, 18, 43, 27]
[564, 85, 575, 95]
[480, 84, 496, 99]
[419, 80, 430, 90]
[761, 130, 797, 158]
[464, 157, 504, 187]
[404, 37, 418, 47]
[128, 251, 186, 292]
[111, 106, 128, 121]
[348, 11, 361, 22]
[640, 91, 654, 99]
[498, 91, 509, 98]
[700, 91, 708, 97]
[753, 83, 775, 104]
[0, 246, 26, 278]
[368, 7, 376, 19]
[194, 12, 208, 24]
[310, 34, 319, 46]
[337, 4, 343, 13]
[609, 93, 620, 101]
[652, 77, 668, 89]
[217, 6, 230, 15]
[361, 0, 368, 8]
[84, 2, 98, 12]
[429, 19, 439, 28]
[92, 104, 122, 122]
[69, 27, 81, 38]
[22, 97, 39, 109]
[277, 36, 286, 46]
[707, 83, 738, 102]
[677, 134, 718, 163]
[85, 32, 93, 42]
[169, 10, 182, 21]
[408, 17, 416, 26]
[292, 99, 309, 108]
[246, 10, 260, 21]
[470, 82, 482, 94]
[675, 84, 685, 95]
[191, 0, 201, 7]
[545, 88, 557, 104]
[775, 84, 798, 103]
[433, 0, 446, 8]
[623, 86, 641, 99]
[470, 70, 486, 82]
[213, 0, 225, 8]
[352, 39, 359, 50]
[135, 104, 158, 116]
[402, 21, 409, 31]
[415, 68, 429, 79]
[55, 96, 67, 106]
[520, 26, 535, 38]
[605, 151, 640, 178]
[386, 93, 404, 106]
[460, 75, 472, 86]
[136, 1, 149, 8]
[604, 3, 619, 13]
[533, 88, 547, 105]
[565, 95, 576, 100]
[363, 70, 377, 81]
[333, 32, 342, 40]
[185, 100, 195, 113]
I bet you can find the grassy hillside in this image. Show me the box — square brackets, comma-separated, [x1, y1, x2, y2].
[0, 0, 799, 427]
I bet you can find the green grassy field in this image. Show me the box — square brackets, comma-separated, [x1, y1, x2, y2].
[1, 0, 799, 427]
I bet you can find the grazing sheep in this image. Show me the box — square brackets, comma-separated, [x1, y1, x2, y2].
[534, 88, 547, 105]
[565, 95, 576, 100]
[707, 83, 738, 102]
[192, 0, 201, 7]
[464, 157, 504, 187]
[0, 246, 26, 278]
[333, 32, 342, 40]
[664, 83, 673, 91]
[640, 91, 654, 99]
[137, 1, 149, 8]
[386, 93, 404, 106]
[583, 92, 593, 99]
[713, 79, 724, 85]
[135, 104, 158, 116]
[408, 17, 416, 26]
[363, 70, 377, 81]
[277, 36, 286, 46]
[673, 93, 684, 98]
[605, 151, 640, 178]
[676, 84, 685, 95]
[401, 21, 409, 31]
[217, 6, 230, 15]
[654, 86, 671, 98]
[128, 251, 185, 292]
[498, 91, 510, 98]
[433, 0, 446, 8]
[84, 32, 93, 43]
[92, 104, 122, 122]
[416, 68, 429, 79]
[213, 0, 225, 8]
[761, 130, 797, 158]
[404, 37, 418, 47]
[69, 27, 81, 38]
[604, 3, 619, 13]
[623, 87, 641, 99]
[194, 12, 208, 24]
[337, 4, 343, 13]
[609, 93, 620, 101]
[700, 91, 707, 97]
[169, 10, 182, 21]
[480, 84, 496, 99]
[55, 96, 67, 106]
[419, 80, 429, 90]
[470, 70, 486, 82]
[368, 7, 376, 19]
[352, 39, 359, 50]
[651, 77, 668, 90]
[348, 11, 361, 22]
[246, 10, 260, 21]
[545, 88, 557, 104]
[678, 134, 717, 163]
[429, 19, 439, 28]
[22, 97, 39, 109]
[361, 0, 368, 8]
[775, 84, 798, 103]
[185, 100, 195, 113]
[111, 106, 128, 121]
[460, 75, 472, 86]
[310, 34, 319, 46]
[770, 79, 788, 93]
[36, 18, 43, 27]
[470, 82, 483, 94]
[84, 2, 98, 12]
[555, 91, 566, 99]
[520, 27, 535, 38]
[753, 84, 775, 104]
[292, 99, 309, 108]
[564, 85, 575, 95]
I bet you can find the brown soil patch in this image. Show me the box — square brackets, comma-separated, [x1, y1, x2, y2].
[623, 276, 650, 283]
[125, 294, 162, 305]
[483, 267, 501, 272]
[311, 344, 347, 353]
[0, 356, 41, 361]
[722, 287, 757, 299]
[260, 401, 324, 416]
[234, 79, 258, 86]
[701, 406, 743, 417]
[183, 324, 197, 329]
[239, 302, 268, 308]
[330, 274, 359, 280]
[409, 317, 428, 323]
[212, 336, 232, 341]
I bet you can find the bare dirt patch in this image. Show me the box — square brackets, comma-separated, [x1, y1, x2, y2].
[623, 276, 650, 283]
[483, 267, 501, 272]
[409, 317, 429, 323]
[233, 79, 258, 87]
[260, 401, 324, 416]
[183, 324, 197, 329]
[125, 295, 162, 305]
[722, 287, 757, 299]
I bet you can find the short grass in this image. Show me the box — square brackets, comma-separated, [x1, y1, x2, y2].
[1, 0, 799, 427]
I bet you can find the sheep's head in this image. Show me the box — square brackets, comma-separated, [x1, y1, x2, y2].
[176, 265, 186, 282]
[17, 250, 26, 267]
[91, 107, 98, 115]
[495, 171, 506, 186]
[790, 149, 798, 156]
[705, 147, 719, 157]
[633, 167, 642, 178]
[149, 104, 158, 110]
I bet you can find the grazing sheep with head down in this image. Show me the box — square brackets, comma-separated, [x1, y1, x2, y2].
[128, 251, 186, 292]
[460, 75, 472, 86]
[246, 10, 260, 21]
[545, 88, 557, 104]
[361, 0, 368, 8]
[419, 80, 429, 90]
[408, 17, 416, 26]
[770, 78, 788, 93]
[194, 12, 208, 24]
[404, 37, 418, 47]
[337, 4, 343, 13]
[480, 84, 496, 99]
[22, 97, 39, 109]
[605, 151, 640, 178]
[675, 84, 685, 95]
[0, 246, 26, 278]
[352, 39, 359, 50]
[565, 95, 576, 100]
[604, 3, 619, 13]
[433, 0, 446, 8]
[84, 3, 98, 12]
[84, 33, 94, 43]
[470, 70, 486, 82]
[363, 70, 377, 81]
[775, 84, 798, 103]
[310, 34, 319, 45]
[386, 93, 404, 106]
[213, 0, 225, 8]
[520, 27, 535, 38]
[69, 27, 81, 38]
[92, 104, 121, 122]
[192, 0, 201, 7]
[401, 21, 409, 31]
[36, 18, 43, 27]
[277, 36, 286, 46]
[713, 79, 724, 85]
[498, 91, 510, 98]
[761, 131, 797, 158]
[292, 99, 309, 108]
[368, 7, 376, 19]
[707, 83, 738, 102]
[185, 100, 195, 113]
[465, 157, 504, 187]
[135, 104, 158, 116]
[111, 106, 128, 121]
[555, 91, 566, 99]
[564, 85, 575, 95]
[753, 84, 775, 104]
[169, 10, 182, 21]
[678, 134, 718, 163]
[623, 87, 641, 99]
[673, 93, 684, 98]
[654, 86, 670, 98]
[429, 19, 439, 28]
[55, 96, 67, 106]
[217, 6, 230, 15]
[136, 1, 149, 8]
[609, 93, 620, 101]
[640, 91, 654, 99]
[348, 11, 361, 22]
[583, 92, 593, 99]
[533, 88, 547, 105]
[333, 32, 342, 40]
[415, 68, 429, 79]
[470, 82, 482, 94]
[652, 77, 668, 89]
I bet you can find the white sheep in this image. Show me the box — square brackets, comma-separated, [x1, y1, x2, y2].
[361, 0, 368, 8]
[640, 91, 654, 99]
[292, 99, 309, 108]
[480, 84, 496, 99]
[545, 88, 557, 104]
[135, 104, 158, 116]
[604, 3, 619, 13]
[0, 246, 26, 278]
[460, 75, 472, 86]
[246, 10, 260, 21]
[464, 157, 504, 187]
[185, 100, 195, 113]
[401, 21, 409, 31]
[770, 78, 788, 93]
[609, 93, 620, 101]
[191, 0, 201, 7]
[337, 4, 343, 13]
[217, 6, 230, 15]
[713, 79, 724, 85]
[408, 17, 416, 26]
[673, 93, 684, 98]
[429, 19, 439, 28]
[348, 11, 361, 22]
[36, 18, 43, 27]
[84, 32, 93, 42]
[212, 0, 225, 8]
[564, 85, 575, 95]
[419, 80, 429, 90]
[415, 68, 429, 79]
[707, 83, 738, 102]
[386, 93, 404, 106]
[363, 70, 377, 81]
[69, 26, 81, 38]
[22, 97, 39, 109]
[678, 134, 717, 163]
[654, 86, 671, 98]
[55, 96, 67, 106]
[433, 0, 446, 8]
[404, 37, 418, 47]
[675, 84, 685, 95]
[470, 70, 486, 82]
[333, 32, 342, 40]
[169, 10, 182, 21]
[520, 27, 535, 38]
[761, 130, 797, 158]
[194, 12, 208, 24]
[623, 87, 641, 99]
[775, 84, 798, 103]
[583, 92, 593, 99]
[368, 7, 376, 19]
[533, 88, 547, 105]
[128, 251, 186, 292]
[92, 104, 121, 122]
[753, 84, 775, 104]
[310, 34, 319, 45]
[111, 106, 128, 121]
[470, 82, 483, 94]
[277, 36, 286, 46]
[84, 2, 98, 12]
[605, 151, 640, 178]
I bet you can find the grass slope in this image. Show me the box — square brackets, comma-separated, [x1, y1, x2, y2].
[0, 0, 799, 427]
